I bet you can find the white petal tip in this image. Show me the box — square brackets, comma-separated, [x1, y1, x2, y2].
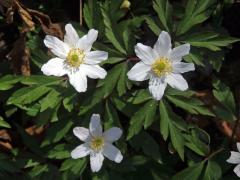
[115, 154, 123, 163]
[92, 114, 100, 119]
[88, 29, 98, 37]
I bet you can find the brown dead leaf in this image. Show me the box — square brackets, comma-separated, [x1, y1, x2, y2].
[0, 0, 13, 8]
[14, 0, 35, 31]
[3, 0, 63, 37]
[0, 129, 12, 151]
[25, 125, 45, 136]
[28, 9, 63, 38]
[195, 90, 240, 141]
[6, 33, 31, 75]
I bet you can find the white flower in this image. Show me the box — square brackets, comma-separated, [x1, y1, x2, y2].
[227, 143, 240, 177]
[41, 24, 108, 93]
[71, 114, 123, 172]
[127, 31, 195, 100]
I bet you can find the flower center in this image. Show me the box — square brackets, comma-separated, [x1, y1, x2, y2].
[90, 137, 105, 152]
[151, 57, 172, 77]
[66, 48, 85, 68]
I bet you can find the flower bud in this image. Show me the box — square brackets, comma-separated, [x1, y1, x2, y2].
[120, 0, 131, 9]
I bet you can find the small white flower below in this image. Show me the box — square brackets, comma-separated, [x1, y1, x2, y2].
[127, 31, 195, 101]
[41, 24, 108, 93]
[227, 142, 240, 177]
[71, 114, 123, 172]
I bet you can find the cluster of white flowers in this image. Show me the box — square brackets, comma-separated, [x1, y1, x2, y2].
[42, 24, 194, 101]
[41, 24, 238, 176]
[40, 23, 196, 173]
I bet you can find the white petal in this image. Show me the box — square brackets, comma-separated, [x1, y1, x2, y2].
[85, 51, 108, 65]
[234, 164, 240, 177]
[44, 35, 70, 59]
[41, 58, 67, 77]
[71, 143, 90, 159]
[172, 62, 195, 73]
[68, 70, 87, 93]
[73, 127, 90, 142]
[89, 114, 102, 137]
[127, 62, 151, 81]
[170, 43, 190, 62]
[166, 73, 188, 91]
[90, 152, 104, 172]
[87, 29, 98, 45]
[135, 43, 158, 65]
[102, 143, 123, 163]
[64, 24, 79, 47]
[237, 143, 240, 152]
[76, 29, 98, 52]
[227, 151, 240, 164]
[81, 64, 107, 79]
[153, 31, 172, 57]
[149, 77, 167, 101]
[103, 127, 122, 143]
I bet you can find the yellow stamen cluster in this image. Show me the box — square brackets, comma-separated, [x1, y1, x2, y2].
[90, 137, 105, 152]
[66, 49, 85, 68]
[151, 57, 172, 77]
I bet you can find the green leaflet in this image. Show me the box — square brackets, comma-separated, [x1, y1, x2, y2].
[176, 0, 216, 35]
[166, 95, 214, 116]
[172, 160, 222, 180]
[79, 62, 129, 115]
[100, 3, 127, 55]
[127, 100, 158, 140]
[153, 0, 172, 32]
[212, 79, 237, 121]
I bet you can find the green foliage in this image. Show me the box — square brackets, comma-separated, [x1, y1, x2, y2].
[0, 0, 239, 179]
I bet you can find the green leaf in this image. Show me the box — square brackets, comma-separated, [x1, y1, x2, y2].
[92, 169, 109, 180]
[104, 100, 121, 129]
[183, 32, 239, 51]
[127, 100, 157, 140]
[0, 116, 10, 128]
[41, 120, 73, 147]
[213, 79, 236, 114]
[83, 0, 104, 35]
[101, 62, 127, 98]
[153, 0, 172, 31]
[172, 162, 205, 180]
[0, 75, 22, 90]
[60, 158, 87, 175]
[169, 123, 185, 160]
[20, 75, 61, 86]
[100, 4, 127, 55]
[159, 101, 169, 140]
[116, 62, 130, 96]
[176, 0, 216, 35]
[7, 86, 52, 106]
[166, 95, 214, 116]
[159, 101, 185, 160]
[184, 127, 210, 156]
[111, 96, 139, 117]
[39, 89, 62, 112]
[183, 51, 205, 66]
[29, 164, 48, 177]
[47, 144, 70, 159]
[78, 89, 104, 116]
[126, 90, 152, 104]
[63, 91, 77, 112]
[203, 160, 222, 180]
[130, 131, 162, 163]
[145, 17, 161, 36]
